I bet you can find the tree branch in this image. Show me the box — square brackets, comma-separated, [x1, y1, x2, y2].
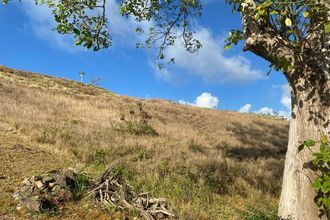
[240, 0, 297, 79]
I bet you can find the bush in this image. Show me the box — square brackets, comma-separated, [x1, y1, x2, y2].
[123, 121, 158, 136]
[238, 207, 278, 220]
[114, 103, 158, 136]
[188, 141, 205, 154]
[87, 148, 112, 165]
[73, 173, 90, 199]
[138, 149, 152, 160]
[298, 135, 330, 216]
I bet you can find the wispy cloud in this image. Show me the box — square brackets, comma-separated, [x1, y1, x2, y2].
[104, 0, 151, 46]
[20, 0, 151, 51]
[21, 1, 78, 52]
[149, 62, 174, 82]
[278, 84, 291, 118]
[280, 84, 291, 110]
[158, 28, 263, 84]
[179, 92, 219, 109]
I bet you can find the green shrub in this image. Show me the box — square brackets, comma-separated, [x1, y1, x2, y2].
[239, 208, 277, 220]
[298, 135, 330, 216]
[138, 149, 152, 160]
[114, 103, 158, 136]
[111, 164, 132, 180]
[73, 173, 90, 200]
[125, 121, 158, 136]
[188, 141, 205, 153]
[87, 148, 112, 165]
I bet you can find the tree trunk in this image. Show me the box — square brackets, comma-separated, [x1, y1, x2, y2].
[278, 80, 330, 219]
[239, 1, 329, 218]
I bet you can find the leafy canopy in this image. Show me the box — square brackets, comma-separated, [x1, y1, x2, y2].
[2, 0, 329, 63]
[225, 0, 329, 72]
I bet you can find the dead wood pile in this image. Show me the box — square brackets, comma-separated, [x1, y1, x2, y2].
[87, 163, 175, 220]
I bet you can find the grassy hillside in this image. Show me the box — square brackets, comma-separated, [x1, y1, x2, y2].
[0, 66, 289, 219]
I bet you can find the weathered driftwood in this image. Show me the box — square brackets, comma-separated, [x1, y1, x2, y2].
[87, 163, 175, 220]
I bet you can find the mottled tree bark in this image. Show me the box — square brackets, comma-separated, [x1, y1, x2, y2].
[240, 0, 330, 219]
[278, 75, 330, 219]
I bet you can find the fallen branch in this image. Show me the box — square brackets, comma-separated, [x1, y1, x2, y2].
[87, 163, 175, 220]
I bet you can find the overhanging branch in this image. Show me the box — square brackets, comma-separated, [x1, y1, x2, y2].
[240, 0, 297, 80]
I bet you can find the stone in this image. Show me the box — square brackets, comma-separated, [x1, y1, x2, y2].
[52, 188, 74, 205]
[52, 185, 61, 193]
[48, 182, 57, 188]
[14, 169, 81, 213]
[21, 178, 31, 186]
[35, 181, 44, 189]
[43, 175, 55, 183]
[16, 205, 23, 211]
[24, 196, 40, 212]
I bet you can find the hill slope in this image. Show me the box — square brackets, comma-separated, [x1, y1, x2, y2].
[0, 66, 289, 219]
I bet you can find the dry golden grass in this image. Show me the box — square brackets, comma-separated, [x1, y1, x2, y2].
[0, 65, 289, 219]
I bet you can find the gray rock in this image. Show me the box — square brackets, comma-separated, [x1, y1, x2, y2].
[35, 181, 44, 189]
[13, 169, 81, 213]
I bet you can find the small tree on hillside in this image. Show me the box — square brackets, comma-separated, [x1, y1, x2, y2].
[2, 0, 330, 219]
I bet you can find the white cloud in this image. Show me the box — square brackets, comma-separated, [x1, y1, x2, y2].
[179, 92, 219, 109]
[278, 110, 290, 119]
[277, 84, 291, 118]
[21, 1, 78, 52]
[281, 84, 291, 110]
[150, 62, 173, 82]
[196, 93, 219, 108]
[20, 2, 263, 86]
[238, 104, 252, 113]
[178, 100, 194, 105]
[104, 0, 151, 46]
[20, 0, 150, 51]
[257, 107, 274, 115]
[160, 28, 263, 83]
[237, 84, 291, 119]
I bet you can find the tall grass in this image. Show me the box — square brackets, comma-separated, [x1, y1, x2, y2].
[0, 66, 289, 219]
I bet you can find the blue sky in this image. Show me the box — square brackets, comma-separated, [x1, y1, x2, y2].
[0, 0, 291, 117]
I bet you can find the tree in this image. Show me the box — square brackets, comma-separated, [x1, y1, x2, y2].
[2, 0, 330, 219]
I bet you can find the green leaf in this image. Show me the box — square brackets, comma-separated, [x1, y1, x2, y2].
[73, 28, 80, 35]
[320, 143, 327, 153]
[285, 18, 292, 27]
[321, 185, 330, 194]
[75, 38, 83, 46]
[325, 23, 330, 34]
[224, 44, 231, 50]
[270, 10, 278, 15]
[298, 144, 305, 152]
[312, 178, 322, 190]
[302, 11, 309, 18]
[286, 29, 294, 35]
[304, 139, 316, 147]
[313, 152, 324, 159]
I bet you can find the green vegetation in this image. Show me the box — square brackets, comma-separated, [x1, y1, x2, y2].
[72, 173, 90, 200]
[188, 141, 205, 154]
[117, 120, 158, 136]
[298, 135, 330, 216]
[113, 103, 159, 136]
